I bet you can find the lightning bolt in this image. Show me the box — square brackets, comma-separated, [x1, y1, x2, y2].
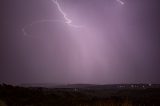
[52, 0, 71, 24]
[116, 0, 125, 5]
[22, 0, 123, 36]
[51, 0, 83, 28]
[22, 0, 83, 36]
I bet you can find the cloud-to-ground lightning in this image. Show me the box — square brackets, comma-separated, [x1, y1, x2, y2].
[116, 0, 125, 5]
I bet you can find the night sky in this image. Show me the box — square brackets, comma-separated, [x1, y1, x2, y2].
[0, 0, 160, 84]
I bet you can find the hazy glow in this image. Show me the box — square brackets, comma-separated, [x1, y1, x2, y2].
[22, 19, 61, 36]
[2, 0, 159, 84]
[21, 0, 127, 83]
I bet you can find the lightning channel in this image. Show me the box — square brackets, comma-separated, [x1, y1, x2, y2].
[116, 0, 125, 5]
[51, 0, 83, 28]
[52, 0, 71, 24]
[22, 0, 123, 36]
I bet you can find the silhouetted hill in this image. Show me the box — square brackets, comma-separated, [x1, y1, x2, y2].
[0, 83, 160, 106]
[19, 83, 160, 89]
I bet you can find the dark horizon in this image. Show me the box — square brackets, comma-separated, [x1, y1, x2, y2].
[1, 0, 160, 84]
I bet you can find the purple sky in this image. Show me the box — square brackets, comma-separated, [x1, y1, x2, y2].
[1, 0, 160, 84]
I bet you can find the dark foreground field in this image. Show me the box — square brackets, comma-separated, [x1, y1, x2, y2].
[0, 84, 160, 106]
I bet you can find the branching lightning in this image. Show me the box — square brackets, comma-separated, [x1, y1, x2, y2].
[22, 0, 124, 36]
[22, 0, 83, 36]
